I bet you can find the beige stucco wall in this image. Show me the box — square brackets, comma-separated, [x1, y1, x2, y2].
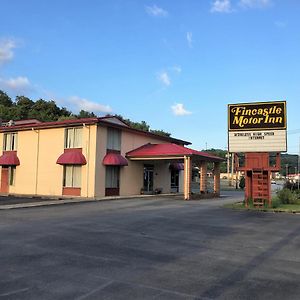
[95, 126, 173, 197]
[81, 125, 97, 198]
[94, 126, 107, 197]
[1, 124, 97, 197]
[1, 123, 175, 198]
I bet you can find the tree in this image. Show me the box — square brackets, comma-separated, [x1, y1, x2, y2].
[111, 114, 171, 137]
[0, 91, 13, 107]
[15, 96, 34, 119]
[76, 110, 96, 118]
[203, 148, 227, 173]
[0, 90, 172, 138]
[150, 129, 171, 137]
[239, 176, 245, 190]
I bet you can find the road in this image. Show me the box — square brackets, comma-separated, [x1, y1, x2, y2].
[1, 192, 299, 299]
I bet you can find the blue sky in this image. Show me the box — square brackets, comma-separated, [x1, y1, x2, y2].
[0, 0, 299, 153]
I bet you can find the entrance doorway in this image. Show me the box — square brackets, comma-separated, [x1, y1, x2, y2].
[171, 170, 179, 192]
[0, 167, 9, 193]
[143, 165, 154, 194]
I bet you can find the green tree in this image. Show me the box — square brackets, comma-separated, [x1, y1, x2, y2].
[202, 148, 227, 173]
[76, 110, 96, 118]
[15, 96, 34, 119]
[150, 129, 171, 137]
[111, 114, 171, 137]
[0, 90, 13, 107]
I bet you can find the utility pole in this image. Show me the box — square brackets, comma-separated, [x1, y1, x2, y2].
[285, 164, 289, 181]
[231, 152, 235, 187]
[227, 152, 230, 186]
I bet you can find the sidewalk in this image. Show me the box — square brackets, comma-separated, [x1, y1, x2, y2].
[0, 191, 236, 210]
[0, 193, 184, 210]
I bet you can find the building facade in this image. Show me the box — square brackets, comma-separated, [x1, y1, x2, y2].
[0, 117, 222, 199]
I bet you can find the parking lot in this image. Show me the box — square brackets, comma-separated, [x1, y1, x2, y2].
[1, 192, 299, 299]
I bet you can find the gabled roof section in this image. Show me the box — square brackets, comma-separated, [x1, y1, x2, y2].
[126, 143, 224, 162]
[97, 118, 190, 146]
[98, 116, 130, 127]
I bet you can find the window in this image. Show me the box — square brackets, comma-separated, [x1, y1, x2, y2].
[105, 166, 120, 188]
[3, 133, 18, 151]
[65, 127, 82, 148]
[63, 165, 81, 188]
[107, 128, 121, 151]
[9, 166, 16, 186]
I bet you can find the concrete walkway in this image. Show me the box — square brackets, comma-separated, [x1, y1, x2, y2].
[0, 191, 243, 210]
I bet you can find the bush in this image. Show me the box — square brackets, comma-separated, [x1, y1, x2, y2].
[276, 188, 298, 204]
[271, 197, 281, 208]
[239, 176, 245, 190]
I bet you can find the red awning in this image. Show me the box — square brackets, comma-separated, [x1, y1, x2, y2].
[169, 163, 184, 171]
[102, 153, 128, 166]
[0, 151, 20, 166]
[56, 149, 87, 165]
[126, 143, 224, 162]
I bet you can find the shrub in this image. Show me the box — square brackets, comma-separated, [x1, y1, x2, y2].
[276, 188, 298, 204]
[239, 176, 245, 190]
[271, 197, 281, 208]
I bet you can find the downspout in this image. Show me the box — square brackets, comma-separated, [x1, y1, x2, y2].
[86, 125, 91, 198]
[34, 129, 40, 195]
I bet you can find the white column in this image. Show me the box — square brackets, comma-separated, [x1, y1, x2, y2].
[184, 156, 192, 200]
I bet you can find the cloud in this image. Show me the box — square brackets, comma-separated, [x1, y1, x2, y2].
[171, 65, 182, 74]
[157, 71, 171, 86]
[239, 0, 272, 8]
[0, 76, 31, 93]
[186, 32, 193, 48]
[0, 39, 17, 65]
[145, 5, 168, 17]
[275, 21, 287, 28]
[68, 96, 112, 113]
[210, 0, 232, 13]
[171, 103, 192, 116]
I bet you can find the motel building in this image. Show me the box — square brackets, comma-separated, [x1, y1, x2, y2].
[0, 116, 223, 200]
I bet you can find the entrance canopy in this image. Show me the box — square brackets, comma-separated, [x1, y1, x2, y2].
[127, 143, 223, 200]
[126, 143, 223, 162]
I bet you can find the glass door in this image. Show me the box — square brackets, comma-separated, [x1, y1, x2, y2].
[143, 165, 154, 193]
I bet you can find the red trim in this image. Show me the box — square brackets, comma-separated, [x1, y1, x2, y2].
[1, 118, 99, 132]
[56, 148, 87, 165]
[0, 151, 20, 166]
[102, 153, 128, 166]
[62, 187, 81, 196]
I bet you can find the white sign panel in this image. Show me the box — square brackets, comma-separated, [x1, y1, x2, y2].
[228, 129, 287, 152]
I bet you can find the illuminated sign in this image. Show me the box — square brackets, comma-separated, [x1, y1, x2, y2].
[228, 101, 287, 153]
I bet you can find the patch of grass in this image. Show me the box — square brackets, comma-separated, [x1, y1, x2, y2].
[224, 201, 300, 213]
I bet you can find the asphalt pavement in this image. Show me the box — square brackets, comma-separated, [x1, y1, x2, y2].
[0, 191, 299, 299]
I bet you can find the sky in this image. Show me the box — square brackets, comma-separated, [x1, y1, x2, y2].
[0, 0, 300, 154]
